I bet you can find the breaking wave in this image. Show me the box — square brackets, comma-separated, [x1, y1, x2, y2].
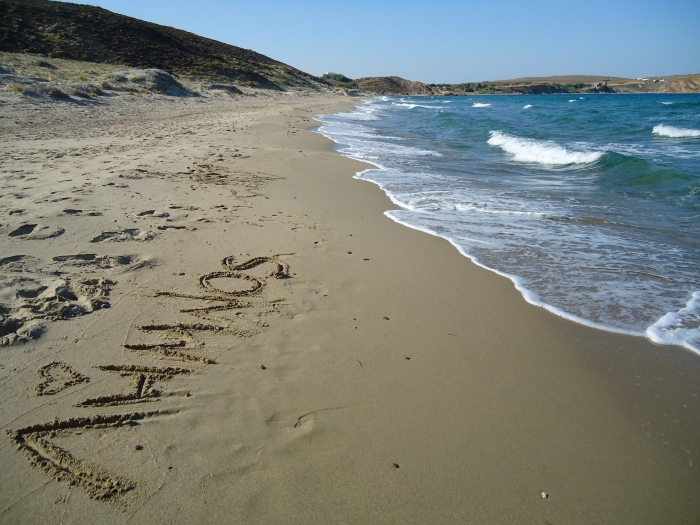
[652, 124, 700, 138]
[487, 131, 604, 165]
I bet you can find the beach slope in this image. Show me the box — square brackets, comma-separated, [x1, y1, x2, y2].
[0, 91, 698, 524]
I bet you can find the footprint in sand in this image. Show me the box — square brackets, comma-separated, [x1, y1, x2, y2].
[51, 253, 154, 271]
[0, 275, 112, 346]
[135, 210, 170, 218]
[168, 204, 199, 211]
[0, 254, 42, 272]
[90, 229, 155, 243]
[62, 208, 102, 216]
[157, 225, 190, 230]
[8, 223, 65, 239]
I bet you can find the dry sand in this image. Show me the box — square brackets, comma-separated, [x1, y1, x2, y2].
[0, 88, 699, 524]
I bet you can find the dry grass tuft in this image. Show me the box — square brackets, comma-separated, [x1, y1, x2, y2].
[4, 83, 24, 96]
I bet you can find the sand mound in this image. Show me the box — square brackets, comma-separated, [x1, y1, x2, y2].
[113, 69, 191, 96]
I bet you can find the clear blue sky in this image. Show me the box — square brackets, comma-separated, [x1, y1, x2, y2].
[58, 0, 699, 83]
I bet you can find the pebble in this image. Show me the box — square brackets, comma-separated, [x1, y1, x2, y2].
[541, 492, 548, 499]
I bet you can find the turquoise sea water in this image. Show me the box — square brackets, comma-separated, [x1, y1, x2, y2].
[315, 94, 700, 354]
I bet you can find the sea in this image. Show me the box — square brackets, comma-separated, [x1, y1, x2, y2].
[314, 94, 700, 354]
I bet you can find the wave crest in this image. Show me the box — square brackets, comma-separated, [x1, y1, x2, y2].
[392, 102, 439, 110]
[652, 124, 700, 138]
[487, 131, 604, 165]
[472, 103, 491, 107]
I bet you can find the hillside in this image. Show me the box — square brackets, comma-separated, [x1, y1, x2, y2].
[502, 75, 632, 85]
[354, 76, 433, 95]
[320, 74, 433, 95]
[0, 0, 327, 89]
[609, 74, 700, 93]
[497, 74, 700, 94]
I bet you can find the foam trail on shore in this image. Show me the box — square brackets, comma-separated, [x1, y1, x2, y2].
[647, 292, 700, 354]
[315, 94, 700, 355]
[381, 202, 645, 337]
[359, 167, 699, 353]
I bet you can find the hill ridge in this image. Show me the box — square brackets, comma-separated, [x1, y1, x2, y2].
[0, 0, 328, 89]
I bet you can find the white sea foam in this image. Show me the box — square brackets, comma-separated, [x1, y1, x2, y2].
[652, 124, 700, 138]
[313, 98, 700, 357]
[376, 204, 644, 340]
[472, 103, 491, 108]
[488, 131, 604, 165]
[647, 292, 700, 355]
[661, 101, 674, 105]
[609, 141, 700, 160]
[392, 102, 440, 110]
[569, 99, 576, 102]
[523, 104, 533, 109]
[351, 163, 665, 338]
[323, 104, 381, 121]
[314, 120, 440, 166]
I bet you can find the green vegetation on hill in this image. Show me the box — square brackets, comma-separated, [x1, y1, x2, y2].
[0, 0, 328, 89]
[321, 73, 358, 89]
[322, 72, 352, 83]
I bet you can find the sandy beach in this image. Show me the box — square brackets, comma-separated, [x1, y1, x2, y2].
[1, 89, 699, 524]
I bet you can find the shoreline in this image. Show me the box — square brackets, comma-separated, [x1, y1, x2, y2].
[314, 96, 700, 356]
[1, 91, 698, 523]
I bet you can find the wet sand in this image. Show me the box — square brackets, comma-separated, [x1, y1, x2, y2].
[0, 90, 698, 524]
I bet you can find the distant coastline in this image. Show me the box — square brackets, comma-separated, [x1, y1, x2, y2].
[322, 72, 700, 96]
